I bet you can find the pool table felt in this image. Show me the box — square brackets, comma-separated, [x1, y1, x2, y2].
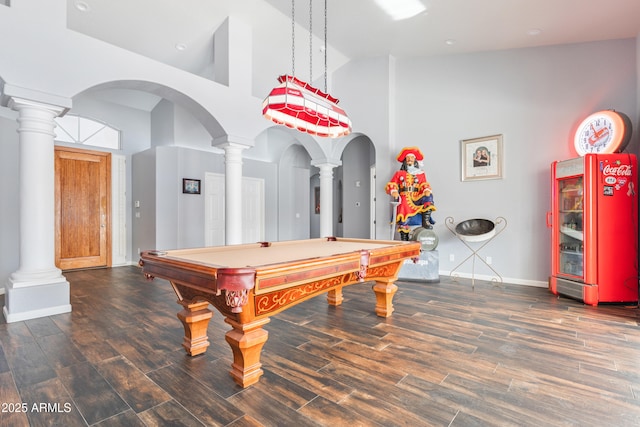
[157, 238, 399, 269]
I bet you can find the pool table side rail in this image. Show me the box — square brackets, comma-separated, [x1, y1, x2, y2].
[366, 243, 422, 265]
[139, 252, 222, 295]
[140, 250, 365, 292]
[364, 244, 421, 280]
[254, 253, 363, 293]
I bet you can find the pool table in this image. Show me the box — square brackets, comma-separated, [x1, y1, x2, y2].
[139, 237, 421, 387]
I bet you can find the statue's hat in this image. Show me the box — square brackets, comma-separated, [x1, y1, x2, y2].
[396, 146, 424, 162]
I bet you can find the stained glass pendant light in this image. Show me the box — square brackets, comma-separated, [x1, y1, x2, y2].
[262, 0, 352, 138]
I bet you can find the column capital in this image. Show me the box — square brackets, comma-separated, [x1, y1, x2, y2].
[212, 134, 254, 150]
[8, 97, 69, 117]
[311, 159, 342, 169]
[1, 83, 71, 116]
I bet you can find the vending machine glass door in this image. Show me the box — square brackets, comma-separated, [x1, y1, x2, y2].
[557, 176, 584, 278]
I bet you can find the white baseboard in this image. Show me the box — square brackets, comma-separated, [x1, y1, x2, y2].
[439, 270, 548, 288]
[3, 303, 71, 323]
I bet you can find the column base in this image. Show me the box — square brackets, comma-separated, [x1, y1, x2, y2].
[3, 275, 71, 323]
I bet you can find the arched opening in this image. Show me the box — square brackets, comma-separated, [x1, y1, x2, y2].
[336, 135, 376, 239]
[278, 144, 312, 240]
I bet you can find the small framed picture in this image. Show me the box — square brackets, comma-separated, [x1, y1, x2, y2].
[182, 178, 201, 194]
[461, 134, 504, 181]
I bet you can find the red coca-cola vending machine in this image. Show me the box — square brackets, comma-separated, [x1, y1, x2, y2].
[548, 153, 638, 305]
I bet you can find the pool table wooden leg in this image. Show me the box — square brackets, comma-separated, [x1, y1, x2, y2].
[327, 286, 344, 305]
[372, 279, 398, 317]
[224, 317, 270, 388]
[176, 300, 213, 356]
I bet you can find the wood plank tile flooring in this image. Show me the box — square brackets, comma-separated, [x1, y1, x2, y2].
[2, 266, 640, 426]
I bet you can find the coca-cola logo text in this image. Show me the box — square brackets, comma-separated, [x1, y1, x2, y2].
[603, 164, 632, 176]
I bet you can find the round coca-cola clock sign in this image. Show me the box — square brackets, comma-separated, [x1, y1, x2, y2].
[574, 110, 632, 156]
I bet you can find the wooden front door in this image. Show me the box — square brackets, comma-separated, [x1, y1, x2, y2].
[55, 146, 111, 270]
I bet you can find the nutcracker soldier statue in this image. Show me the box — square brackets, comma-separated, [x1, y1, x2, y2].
[385, 147, 436, 240]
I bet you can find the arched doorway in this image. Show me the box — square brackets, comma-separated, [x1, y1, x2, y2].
[337, 136, 376, 239]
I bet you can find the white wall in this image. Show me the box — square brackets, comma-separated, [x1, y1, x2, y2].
[332, 39, 637, 285]
[0, 113, 19, 286]
[132, 144, 281, 253]
[131, 149, 156, 256]
[333, 56, 398, 241]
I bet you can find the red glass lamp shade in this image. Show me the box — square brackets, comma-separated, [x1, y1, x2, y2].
[262, 75, 352, 138]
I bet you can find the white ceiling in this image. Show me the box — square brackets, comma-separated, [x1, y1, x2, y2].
[66, 0, 640, 109]
[264, 0, 640, 58]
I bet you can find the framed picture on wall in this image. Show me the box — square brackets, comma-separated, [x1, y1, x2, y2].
[461, 134, 504, 181]
[182, 178, 201, 194]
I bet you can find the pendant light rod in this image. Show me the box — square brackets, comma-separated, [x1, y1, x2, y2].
[309, 0, 312, 83]
[324, 0, 327, 92]
[291, 0, 295, 77]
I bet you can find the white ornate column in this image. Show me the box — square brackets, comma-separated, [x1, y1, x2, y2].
[312, 161, 341, 238]
[3, 96, 71, 323]
[213, 136, 251, 245]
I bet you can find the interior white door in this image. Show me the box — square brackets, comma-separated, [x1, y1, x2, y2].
[205, 173, 225, 246]
[205, 172, 265, 246]
[242, 177, 265, 243]
[292, 166, 310, 240]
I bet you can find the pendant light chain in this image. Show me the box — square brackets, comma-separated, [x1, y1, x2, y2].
[309, 0, 313, 83]
[291, 0, 295, 77]
[324, 0, 327, 92]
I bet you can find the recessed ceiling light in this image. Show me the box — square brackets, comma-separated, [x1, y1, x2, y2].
[445, 39, 457, 46]
[74, 1, 90, 12]
[175, 43, 187, 51]
[527, 28, 542, 36]
[374, 0, 426, 20]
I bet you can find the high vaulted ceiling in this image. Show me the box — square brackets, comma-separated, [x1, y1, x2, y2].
[66, 0, 640, 108]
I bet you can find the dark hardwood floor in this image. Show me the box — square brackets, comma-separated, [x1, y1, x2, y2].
[2, 266, 640, 426]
